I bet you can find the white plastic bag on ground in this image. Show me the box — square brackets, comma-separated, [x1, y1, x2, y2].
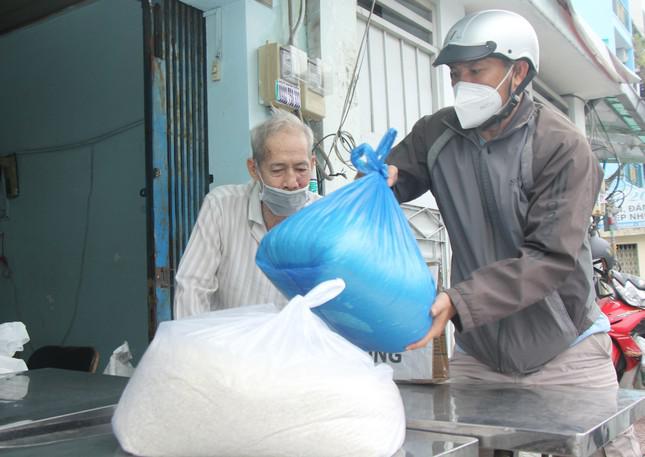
[112, 279, 406, 457]
[0, 322, 29, 374]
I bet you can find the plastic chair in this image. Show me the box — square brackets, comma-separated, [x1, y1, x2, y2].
[27, 345, 99, 373]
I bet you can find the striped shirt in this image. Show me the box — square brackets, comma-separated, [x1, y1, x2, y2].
[173, 180, 318, 318]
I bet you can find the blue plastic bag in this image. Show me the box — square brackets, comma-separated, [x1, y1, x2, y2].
[256, 128, 435, 352]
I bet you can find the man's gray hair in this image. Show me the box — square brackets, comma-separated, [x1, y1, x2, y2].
[250, 109, 314, 164]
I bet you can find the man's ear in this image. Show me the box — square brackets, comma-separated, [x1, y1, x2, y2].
[247, 158, 259, 181]
[511, 60, 530, 90]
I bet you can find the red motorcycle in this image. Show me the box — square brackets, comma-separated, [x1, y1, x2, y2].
[592, 234, 645, 383]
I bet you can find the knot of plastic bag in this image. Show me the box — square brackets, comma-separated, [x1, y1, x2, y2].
[288, 279, 346, 310]
[305, 278, 345, 308]
[351, 128, 397, 179]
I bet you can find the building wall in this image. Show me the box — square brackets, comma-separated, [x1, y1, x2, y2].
[574, 1, 645, 274]
[205, 0, 299, 187]
[602, 231, 645, 275]
[631, 0, 645, 35]
[311, 0, 362, 195]
[204, 2, 252, 187]
[572, 0, 635, 68]
[0, 0, 148, 369]
[203, 0, 464, 194]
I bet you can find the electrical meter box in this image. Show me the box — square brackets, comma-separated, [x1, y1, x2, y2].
[258, 42, 326, 121]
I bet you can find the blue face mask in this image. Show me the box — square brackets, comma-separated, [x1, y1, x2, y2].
[257, 174, 308, 217]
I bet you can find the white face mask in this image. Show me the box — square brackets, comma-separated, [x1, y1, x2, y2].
[257, 174, 308, 217]
[453, 66, 514, 129]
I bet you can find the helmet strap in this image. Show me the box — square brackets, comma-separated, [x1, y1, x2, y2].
[479, 67, 537, 131]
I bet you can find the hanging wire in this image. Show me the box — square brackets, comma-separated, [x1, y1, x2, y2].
[287, 0, 306, 46]
[313, 133, 344, 179]
[586, 101, 624, 209]
[316, 0, 377, 182]
[1, 119, 144, 157]
[60, 145, 95, 345]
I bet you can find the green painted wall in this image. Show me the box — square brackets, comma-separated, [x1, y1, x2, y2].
[0, 0, 148, 370]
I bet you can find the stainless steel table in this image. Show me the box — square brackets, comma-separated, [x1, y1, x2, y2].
[0, 368, 128, 427]
[0, 369, 479, 457]
[0, 421, 479, 457]
[400, 382, 645, 457]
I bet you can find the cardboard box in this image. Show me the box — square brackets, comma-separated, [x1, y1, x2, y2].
[369, 333, 449, 383]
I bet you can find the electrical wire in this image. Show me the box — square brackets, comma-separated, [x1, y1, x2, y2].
[1, 119, 144, 157]
[288, 0, 306, 46]
[312, 132, 352, 180]
[586, 102, 624, 207]
[60, 145, 94, 345]
[317, 0, 377, 182]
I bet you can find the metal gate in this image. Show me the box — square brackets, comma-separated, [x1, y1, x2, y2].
[617, 243, 640, 276]
[143, 0, 209, 338]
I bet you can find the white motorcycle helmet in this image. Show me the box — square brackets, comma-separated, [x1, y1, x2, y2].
[434, 9, 539, 72]
[434, 10, 540, 126]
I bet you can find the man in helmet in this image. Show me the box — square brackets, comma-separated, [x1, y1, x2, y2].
[386, 9, 639, 457]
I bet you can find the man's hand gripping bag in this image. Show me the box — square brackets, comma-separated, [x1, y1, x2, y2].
[256, 128, 435, 352]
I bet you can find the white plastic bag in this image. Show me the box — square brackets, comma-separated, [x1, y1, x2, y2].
[112, 279, 406, 457]
[0, 373, 29, 401]
[103, 341, 135, 377]
[0, 322, 29, 374]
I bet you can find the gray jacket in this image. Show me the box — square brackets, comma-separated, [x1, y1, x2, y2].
[388, 95, 603, 374]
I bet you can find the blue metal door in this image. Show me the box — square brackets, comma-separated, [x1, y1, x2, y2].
[143, 0, 209, 339]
